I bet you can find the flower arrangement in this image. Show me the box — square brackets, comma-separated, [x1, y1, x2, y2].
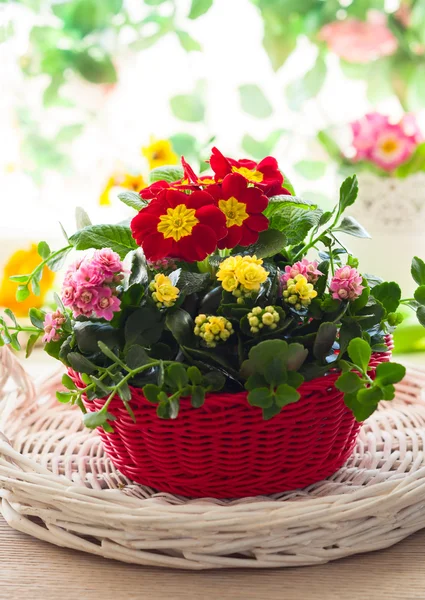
[1, 148, 425, 434]
[319, 112, 425, 178]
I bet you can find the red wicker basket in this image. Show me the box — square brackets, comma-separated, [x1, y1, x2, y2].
[73, 341, 393, 499]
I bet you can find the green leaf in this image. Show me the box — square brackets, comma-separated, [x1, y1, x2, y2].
[339, 175, 359, 214]
[69, 224, 137, 259]
[414, 285, 425, 305]
[46, 246, 72, 272]
[286, 343, 308, 371]
[350, 279, 370, 313]
[29, 307, 45, 330]
[239, 84, 273, 119]
[56, 391, 73, 404]
[313, 322, 338, 361]
[62, 373, 77, 390]
[74, 48, 117, 84]
[371, 282, 401, 313]
[286, 55, 327, 111]
[56, 123, 84, 144]
[83, 410, 116, 429]
[334, 216, 370, 239]
[374, 362, 406, 386]
[126, 345, 151, 370]
[188, 0, 213, 19]
[395, 142, 425, 178]
[232, 229, 286, 258]
[143, 383, 161, 403]
[37, 241, 50, 259]
[9, 275, 30, 284]
[75, 207, 92, 230]
[344, 392, 377, 422]
[203, 370, 225, 391]
[247, 387, 274, 408]
[25, 333, 39, 358]
[317, 130, 342, 161]
[241, 130, 285, 160]
[357, 386, 383, 406]
[187, 365, 202, 385]
[16, 286, 30, 302]
[149, 165, 184, 184]
[176, 30, 201, 52]
[266, 194, 317, 210]
[169, 269, 210, 295]
[339, 319, 363, 356]
[74, 322, 120, 354]
[169, 133, 198, 158]
[170, 93, 205, 122]
[245, 372, 268, 391]
[417, 306, 425, 327]
[67, 352, 97, 375]
[335, 371, 364, 394]
[125, 307, 164, 346]
[118, 191, 147, 212]
[411, 256, 425, 286]
[294, 160, 326, 180]
[274, 384, 300, 408]
[166, 309, 196, 346]
[347, 338, 371, 373]
[265, 205, 322, 245]
[167, 363, 189, 389]
[191, 386, 205, 408]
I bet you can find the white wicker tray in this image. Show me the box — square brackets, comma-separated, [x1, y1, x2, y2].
[1, 346, 425, 570]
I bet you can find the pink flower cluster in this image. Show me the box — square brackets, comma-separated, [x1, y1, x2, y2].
[351, 112, 423, 171]
[330, 266, 364, 301]
[61, 248, 124, 321]
[43, 310, 66, 343]
[281, 259, 323, 286]
[319, 11, 397, 64]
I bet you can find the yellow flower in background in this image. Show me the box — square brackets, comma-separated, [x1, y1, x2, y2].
[142, 138, 178, 170]
[0, 244, 55, 317]
[99, 173, 146, 206]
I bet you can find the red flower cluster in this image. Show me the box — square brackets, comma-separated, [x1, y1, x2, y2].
[131, 148, 289, 263]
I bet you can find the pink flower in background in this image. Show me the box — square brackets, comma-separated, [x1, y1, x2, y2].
[281, 259, 323, 286]
[319, 11, 398, 63]
[350, 113, 423, 171]
[43, 310, 66, 343]
[330, 266, 364, 301]
[61, 250, 124, 320]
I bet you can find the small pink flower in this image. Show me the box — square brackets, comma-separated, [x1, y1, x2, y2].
[42, 310, 66, 343]
[370, 125, 416, 171]
[319, 12, 397, 64]
[74, 262, 106, 287]
[92, 248, 123, 276]
[330, 266, 364, 301]
[62, 284, 76, 307]
[281, 259, 323, 286]
[95, 288, 121, 321]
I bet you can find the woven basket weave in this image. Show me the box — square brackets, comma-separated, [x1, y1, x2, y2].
[2, 346, 425, 569]
[73, 341, 392, 498]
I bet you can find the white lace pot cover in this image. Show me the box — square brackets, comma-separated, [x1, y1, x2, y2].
[337, 173, 425, 295]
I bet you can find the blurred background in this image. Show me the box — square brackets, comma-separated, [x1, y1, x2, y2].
[1, 0, 425, 352]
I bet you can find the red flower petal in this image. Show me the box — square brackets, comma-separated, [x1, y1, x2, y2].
[181, 156, 199, 185]
[238, 226, 259, 246]
[196, 204, 227, 239]
[217, 225, 243, 250]
[243, 187, 269, 213]
[221, 173, 247, 198]
[186, 190, 215, 210]
[176, 224, 216, 261]
[245, 213, 269, 232]
[209, 147, 232, 180]
[139, 180, 170, 200]
[142, 232, 173, 261]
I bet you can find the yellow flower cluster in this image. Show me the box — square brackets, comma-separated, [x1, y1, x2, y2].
[247, 306, 280, 334]
[142, 138, 178, 170]
[99, 173, 146, 206]
[216, 255, 269, 303]
[194, 314, 234, 348]
[282, 274, 317, 311]
[149, 274, 179, 309]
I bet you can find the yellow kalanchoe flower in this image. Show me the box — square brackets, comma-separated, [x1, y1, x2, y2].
[194, 314, 234, 348]
[142, 137, 178, 170]
[216, 255, 269, 301]
[149, 273, 179, 309]
[282, 274, 317, 311]
[247, 305, 280, 334]
[0, 244, 55, 317]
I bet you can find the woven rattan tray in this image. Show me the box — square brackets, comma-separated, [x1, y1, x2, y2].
[1, 346, 425, 570]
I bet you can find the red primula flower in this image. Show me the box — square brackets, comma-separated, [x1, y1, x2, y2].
[131, 189, 227, 262]
[209, 147, 287, 196]
[208, 173, 269, 249]
[181, 156, 216, 187]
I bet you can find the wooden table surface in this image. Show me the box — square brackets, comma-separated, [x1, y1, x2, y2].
[1, 516, 425, 600]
